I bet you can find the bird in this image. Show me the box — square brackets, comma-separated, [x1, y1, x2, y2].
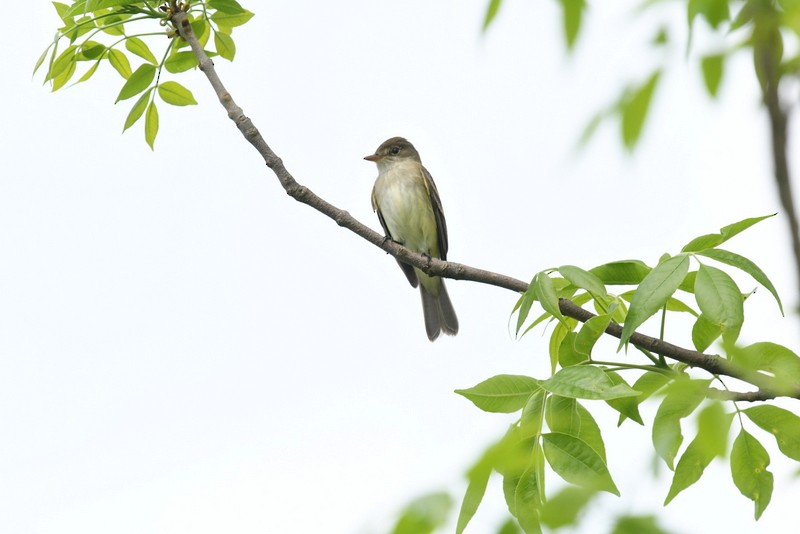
[365, 137, 459, 341]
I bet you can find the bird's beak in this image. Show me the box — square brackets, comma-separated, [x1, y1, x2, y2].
[364, 154, 381, 162]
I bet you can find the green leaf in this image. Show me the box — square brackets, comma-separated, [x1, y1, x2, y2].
[99, 14, 127, 36]
[688, 0, 730, 29]
[619, 70, 661, 150]
[51, 59, 76, 91]
[497, 519, 522, 534]
[539, 366, 640, 400]
[534, 271, 564, 323]
[483, 0, 503, 30]
[207, 0, 246, 13]
[610, 515, 671, 534]
[691, 313, 723, 352]
[618, 291, 697, 316]
[744, 405, 800, 461]
[125, 37, 158, 65]
[158, 81, 198, 106]
[589, 260, 651, 285]
[575, 402, 606, 461]
[456, 466, 492, 534]
[165, 50, 200, 73]
[652, 379, 710, 470]
[578, 108, 610, 147]
[520, 389, 546, 439]
[52, 1, 72, 21]
[548, 320, 574, 374]
[730, 1, 754, 31]
[123, 87, 152, 132]
[62, 0, 133, 18]
[574, 314, 611, 359]
[107, 48, 132, 79]
[604, 371, 644, 426]
[539, 486, 596, 529]
[214, 31, 237, 61]
[33, 45, 52, 76]
[682, 214, 776, 252]
[697, 248, 783, 315]
[560, 0, 586, 50]
[558, 331, 584, 368]
[665, 402, 732, 504]
[619, 254, 690, 348]
[116, 63, 155, 102]
[47, 44, 77, 81]
[514, 467, 544, 534]
[559, 265, 607, 297]
[652, 26, 669, 46]
[390, 492, 452, 534]
[542, 433, 619, 495]
[456, 452, 492, 534]
[701, 53, 724, 97]
[145, 100, 159, 149]
[459, 434, 527, 534]
[730, 429, 773, 519]
[210, 8, 255, 28]
[546, 395, 581, 436]
[678, 270, 697, 293]
[76, 60, 100, 84]
[694, 264, 743, 345]
[616, 372, 669, 427]
[64, 15, 96, 42]
[729, 342, 800, 392]
[76, 41, 105, 60]
[455, 375, 541, 413]
[516, 278, 538, 334]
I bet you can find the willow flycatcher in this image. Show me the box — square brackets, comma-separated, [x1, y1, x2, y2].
[365, 137, 459, 341]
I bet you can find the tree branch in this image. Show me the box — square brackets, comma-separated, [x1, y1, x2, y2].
[169, 7, 800, 400]
[755, 15, 800, 302]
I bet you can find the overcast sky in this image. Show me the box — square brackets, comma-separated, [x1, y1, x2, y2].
[2, 2, 799, 533]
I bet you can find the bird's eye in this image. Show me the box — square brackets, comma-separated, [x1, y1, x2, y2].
[391, 146, 400, 155]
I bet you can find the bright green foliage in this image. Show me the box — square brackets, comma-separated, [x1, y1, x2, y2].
[449, 215, 795, 532]
[610, 515, 673, 534]
[539, 366, 639, 401]
[539, 486, 596, 528]
[665, 402, 732, 503]
[560, 0, 587, 50]
[744, 405, 800, 461]
[619, 70, 661, 150]
[455, 375, 542, 413]
[36, 1, 255, 147]
[694, 264, 743, 345]
[701, 53, 725, 96]
[729, 342, 800, 395]
[731, 429, 773, 519]
[619, 253, 689, 348]
[481, 0, 798, 151]
[482, 0, 504, 31]
[542, 433, 619, 495]
[389, 492, 452, 534]
[652, 379, 711, 470]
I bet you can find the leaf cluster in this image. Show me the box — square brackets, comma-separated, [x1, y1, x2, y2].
[440, 215, 800, 532]
[35, 0, 254, 148]
[485, 1, 800, 150]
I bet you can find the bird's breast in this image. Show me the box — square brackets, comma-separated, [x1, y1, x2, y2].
[373, 161, 439, 257]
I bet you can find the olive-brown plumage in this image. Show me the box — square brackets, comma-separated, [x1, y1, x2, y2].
[365, 137, 458, 341]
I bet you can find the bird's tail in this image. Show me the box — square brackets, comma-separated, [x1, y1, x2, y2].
[420, 278, 459, 341]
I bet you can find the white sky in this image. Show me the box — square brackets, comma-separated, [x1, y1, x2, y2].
[2, 1, 799, 533]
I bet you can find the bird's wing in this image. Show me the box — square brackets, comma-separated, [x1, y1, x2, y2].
[422, 165, 449, 260]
